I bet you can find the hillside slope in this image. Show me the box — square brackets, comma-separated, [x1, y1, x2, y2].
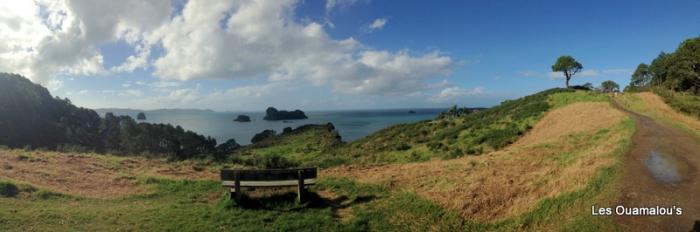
[324, 101, 633, 230]
[333, 89, 609, 164]
[231, 124, 344, 168]
[0, 90, 635, 231]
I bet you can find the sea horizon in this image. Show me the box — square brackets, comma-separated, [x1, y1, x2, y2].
[94, 107, 463, 145]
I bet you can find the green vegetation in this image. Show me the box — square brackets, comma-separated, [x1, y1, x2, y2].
[335, 88, 610, 163]
[0, 73, 222, 160]
[552, 55, 583, 88]
[653, 87, 700, 119]
[232, 124, 344, 168]
[0, 181, 20, 197]
[627, 36, 700, 94]
[600, 80, 620, 93]
[617, 92, 700, 140]
[0, 88, 634, 231]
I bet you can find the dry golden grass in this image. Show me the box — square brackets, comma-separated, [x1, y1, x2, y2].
[324, 102, 629, 221]
[0, 150, 217, 198]
[514, 102, 625, 146]
[619, 92, 700, 132]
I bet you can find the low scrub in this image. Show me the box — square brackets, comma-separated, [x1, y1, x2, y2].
[0, 181, 19, 197]
[653, 87, 700, 118]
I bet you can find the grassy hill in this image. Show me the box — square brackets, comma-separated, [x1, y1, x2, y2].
[0, 89, 639, 231]
[332, 89, 609, 164]
[231, 124, 345, 168]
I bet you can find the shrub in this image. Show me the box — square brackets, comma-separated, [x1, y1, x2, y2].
[444, 148, 463, 159]
[395, 143, 411, 151]
[251, 129, 276, 144]
[0, 181, 19, 197]
[654, 88, 700, 118]
[246, 154, 298, 169]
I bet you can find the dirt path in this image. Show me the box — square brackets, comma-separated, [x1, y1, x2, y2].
[612, 99, 700, 232]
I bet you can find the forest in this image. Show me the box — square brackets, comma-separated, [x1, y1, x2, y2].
[628, 36, 700, 93]
[0, 73, 222, 160]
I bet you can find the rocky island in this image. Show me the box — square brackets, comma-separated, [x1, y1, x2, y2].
[137, 112, 147, 120]
[233, 115, 251, 122]
[263, 107, 307, 121]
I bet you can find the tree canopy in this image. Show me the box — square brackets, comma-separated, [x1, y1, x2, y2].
[631, 36, 700, 94]
[601, 80, 620, 93]
[552, 55, 583, 88]
[0, 73, 224, 160]
[630, 63, 652, 88]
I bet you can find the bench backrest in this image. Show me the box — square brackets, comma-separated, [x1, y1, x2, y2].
[220, 168, 317, 181]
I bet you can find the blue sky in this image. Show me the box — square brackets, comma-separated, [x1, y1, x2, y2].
[2, 0, 699, 111]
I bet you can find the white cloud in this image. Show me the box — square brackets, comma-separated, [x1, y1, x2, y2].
[325, 0, 359, 14]
[430, 86, 485, 103]
[122, 89, 144, 97]
[46, 79, 64, 91]
[149, 0, 452, 95]
[150, 81, 183, 90]
[579, 69, 599, 77]
[601, 68, 631, 75]
[368, 17, 387, 31]
[0, 0, 171, 84]
[1, 0, 454, 101]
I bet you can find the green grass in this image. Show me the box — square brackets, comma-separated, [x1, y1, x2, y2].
[0, 177, 344, 231]
[617, 91, 700, 141]
[0, 88, 634, 231]
[231, 124, 346, 168]
[333, 89, 612, 164]
[653, 87, 700, 119]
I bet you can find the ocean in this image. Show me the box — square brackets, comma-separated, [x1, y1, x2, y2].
[95, 108, 445, 145]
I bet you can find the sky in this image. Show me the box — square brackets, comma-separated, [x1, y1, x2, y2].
[1, 0, 699, 111]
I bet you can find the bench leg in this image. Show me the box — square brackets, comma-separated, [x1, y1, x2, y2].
[297, 171, 305, 203]
[234, 179, 242, 203]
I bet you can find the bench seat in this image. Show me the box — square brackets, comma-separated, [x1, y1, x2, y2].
[222, 179, 316, 188]
[220, 168, 318, 202]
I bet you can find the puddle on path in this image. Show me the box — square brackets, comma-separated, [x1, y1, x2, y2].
[645, 150, 682, 184]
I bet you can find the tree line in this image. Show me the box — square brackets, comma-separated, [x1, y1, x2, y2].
[0, 73, 232, 160]
[627, 36, 700, 94]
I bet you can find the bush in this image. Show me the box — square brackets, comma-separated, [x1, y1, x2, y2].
[0, 181, 19, 197]
[654, 88, 700, 118]
[251, 130, 276, 144]
[246, 154, 298, 169]
[395, 143, 411, 151]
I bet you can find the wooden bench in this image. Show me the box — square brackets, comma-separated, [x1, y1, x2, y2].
[220, 168, 317, 202]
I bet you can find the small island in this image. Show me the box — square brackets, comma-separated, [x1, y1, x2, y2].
[233, 115, 251, 122]
[408, 110, 416, 114]
[137, 112, 147, 120]
[263, 107, 308, 121]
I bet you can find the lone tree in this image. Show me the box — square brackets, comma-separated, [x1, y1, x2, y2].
[552, 56, 583, 88]
[601, 80, 620, 93]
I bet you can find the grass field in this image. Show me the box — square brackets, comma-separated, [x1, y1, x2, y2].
[325, 101, 634, 231]
[333, 89, 611, 164]
[0, 90, 637, 231]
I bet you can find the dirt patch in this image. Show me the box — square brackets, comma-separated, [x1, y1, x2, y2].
[0, 151, 217, 199]
[612, 96, 700, 232]
[324, 102, 628, 221]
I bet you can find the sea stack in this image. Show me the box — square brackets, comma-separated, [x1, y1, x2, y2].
[263, 107, 308, 120]
[137, 112, 147, 120]
[233, 115, 251, 122]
